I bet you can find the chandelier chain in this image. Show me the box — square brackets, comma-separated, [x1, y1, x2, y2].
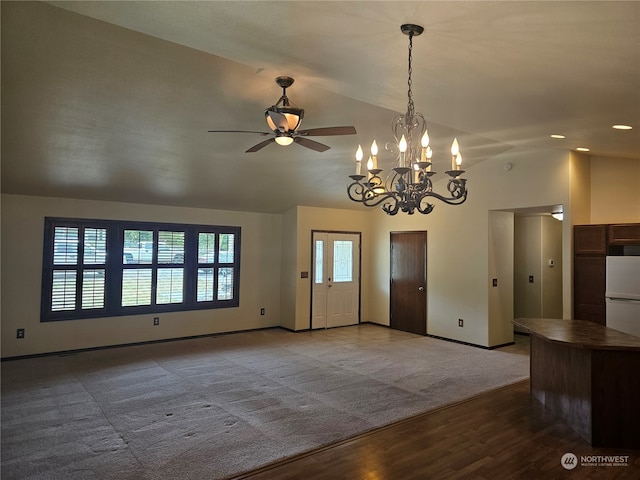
[407, 32, 415, 120]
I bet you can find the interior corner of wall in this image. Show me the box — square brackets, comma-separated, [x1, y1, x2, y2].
[569, 151, 592, 225]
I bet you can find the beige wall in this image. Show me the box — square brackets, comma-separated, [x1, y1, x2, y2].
[569, 152, 592, 226]
[590, 155, 640, 224]
[279, 206, 298, 330]
[488, 211, 515, 346]
[1, 194, 282, 357]
[3, 151, 639, 357]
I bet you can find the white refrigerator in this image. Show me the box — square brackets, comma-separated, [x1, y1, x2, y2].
[606, 256, 640, 337]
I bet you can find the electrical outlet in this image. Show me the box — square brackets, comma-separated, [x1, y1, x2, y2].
[458, 319, 464, 327]
[153, 317, 159, 326]
[17, 328, 25, 339]
[529, 275, 534, 283]
[260, 308, 265, 316]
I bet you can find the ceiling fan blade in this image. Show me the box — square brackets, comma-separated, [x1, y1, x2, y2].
[245, 138, 275, 153]
[294, 137, 331, 152]
[208, 130, 271, 135]
[297, 126, 357, 137]
[266, 110, 289, 132]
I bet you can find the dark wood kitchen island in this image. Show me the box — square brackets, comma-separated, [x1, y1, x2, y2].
[513, 318, 640, 448]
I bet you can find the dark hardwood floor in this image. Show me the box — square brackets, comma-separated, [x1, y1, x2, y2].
[235, 380, 640, 480]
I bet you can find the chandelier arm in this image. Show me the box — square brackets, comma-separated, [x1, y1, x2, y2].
[418, 181, 469, 205]
[346, 181, 368, 203]
[365, 192, 402, 209]
[416, 201, 435, 215]
[347, 178, 401, 209]
[382, 198, 401, 215]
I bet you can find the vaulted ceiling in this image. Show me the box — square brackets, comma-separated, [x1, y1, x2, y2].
[2, 1, 639, 213]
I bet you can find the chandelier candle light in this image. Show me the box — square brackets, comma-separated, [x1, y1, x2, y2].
[347, 24, 468, 215]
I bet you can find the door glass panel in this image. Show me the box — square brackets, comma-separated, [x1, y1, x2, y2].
[315, 240, 324, 284]
[333, 241, 353, 283]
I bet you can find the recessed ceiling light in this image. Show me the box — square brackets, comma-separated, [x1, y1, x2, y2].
[613, 124, 632, 130]
[576, 147, 590, 152]
[550, 134, 566, 139]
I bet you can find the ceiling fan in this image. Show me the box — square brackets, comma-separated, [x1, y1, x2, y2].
[208, 76, 357, 153]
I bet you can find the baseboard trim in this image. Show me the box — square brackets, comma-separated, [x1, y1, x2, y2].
[283, 321, 386, 333]
[1, 326, 285, 362]
[3, 323, 525, 361]
[426, 333, 515, 350]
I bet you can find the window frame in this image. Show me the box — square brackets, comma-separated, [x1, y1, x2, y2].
[41, 217, 241, 322]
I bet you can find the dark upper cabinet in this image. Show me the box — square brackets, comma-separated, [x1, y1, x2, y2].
[574, 225, 607, 255]
[609, 224, 640, 245]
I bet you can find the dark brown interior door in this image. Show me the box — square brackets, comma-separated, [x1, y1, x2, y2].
[390, 231, 427, 335]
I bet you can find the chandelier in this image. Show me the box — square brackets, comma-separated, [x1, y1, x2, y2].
[347, 24, 468, 215]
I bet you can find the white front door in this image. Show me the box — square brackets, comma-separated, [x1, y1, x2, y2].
[311, 232, 360, 329]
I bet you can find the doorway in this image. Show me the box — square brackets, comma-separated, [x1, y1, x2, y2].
[311, 231, 360, 329]
[390, 231, 427, 335]
[514, 213, 563, 319]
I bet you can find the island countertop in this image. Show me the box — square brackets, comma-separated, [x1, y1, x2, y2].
[513, 317, 640, 351]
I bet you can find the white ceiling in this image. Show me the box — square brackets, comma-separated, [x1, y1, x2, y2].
[2, 1, 639, 214]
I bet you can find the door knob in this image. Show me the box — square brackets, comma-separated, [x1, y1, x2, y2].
[418, 286, 424, 291]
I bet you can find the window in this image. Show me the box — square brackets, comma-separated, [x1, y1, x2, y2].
[314, 240, 324, 284]
[41, 218, 241, 321]
[332, 240, 353, 282]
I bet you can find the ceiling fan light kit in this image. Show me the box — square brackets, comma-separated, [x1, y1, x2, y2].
[347, 24, 469, 216]
[265, 76, 304, 133]
[208, 76, 356, 152]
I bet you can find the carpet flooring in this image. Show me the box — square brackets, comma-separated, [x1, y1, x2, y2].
[1, 324, 529, 480]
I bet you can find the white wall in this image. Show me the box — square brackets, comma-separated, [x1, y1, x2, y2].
[1, 194, 282, 357]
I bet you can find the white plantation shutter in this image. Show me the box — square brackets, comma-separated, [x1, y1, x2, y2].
[51, 270, 77, 311]
[43, 219, 241, 321]
[121, 269, 152, 307]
